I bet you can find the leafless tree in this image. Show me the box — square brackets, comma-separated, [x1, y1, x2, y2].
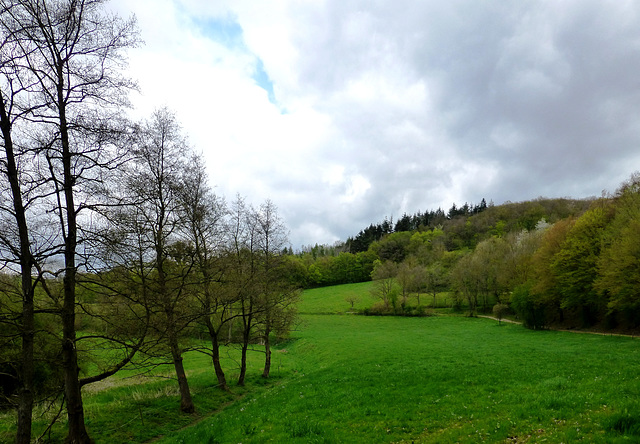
[253, 200, 298, 379]
[178, 153, 233, 390]
[125, 107, 196, 413]
[0, 1, 139, 441]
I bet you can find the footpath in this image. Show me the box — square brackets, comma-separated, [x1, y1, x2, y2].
[477, 315, 638, 338]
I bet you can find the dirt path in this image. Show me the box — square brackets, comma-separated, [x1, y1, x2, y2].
[477, 315, 638, 338]
[477, 315, 521, 325]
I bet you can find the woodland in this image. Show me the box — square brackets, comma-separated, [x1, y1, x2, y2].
[2, 1, 640, 443]
[293, 179, 640, 331]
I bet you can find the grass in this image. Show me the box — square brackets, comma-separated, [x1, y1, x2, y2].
[159, 314, 640, 443]
[299, 281, 457, 314]
[3, 283, 640, 442]
[298, 281, 376, 314]
[0, 344, 279, 443]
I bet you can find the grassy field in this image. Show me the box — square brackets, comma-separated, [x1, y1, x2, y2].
[298, 281, 457, 314]
[159, 287, 640, 443]
[0, 343, 278, 443]
[3, 284, 640, 443]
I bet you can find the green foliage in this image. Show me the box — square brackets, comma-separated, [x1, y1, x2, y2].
[552, 202, 613, 325]
[492, 303, 509, 324]
[596, 175, 640, 323]
[293, 250, 376, 288]
[511, 282, 547, 329]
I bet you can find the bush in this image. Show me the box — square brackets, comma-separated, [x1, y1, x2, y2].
[492, 303, 509, 324]
[511, 282, 547, 329]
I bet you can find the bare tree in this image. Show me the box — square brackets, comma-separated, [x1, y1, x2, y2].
[226, 195, 259, 387]
[0, 1, 139, 442]
[126, 108, 196, 413]
[0, 39, 38, 444]
[370, 260, 398, 310]
[253, 200, 298, 379]
[178, 153, 233, 390]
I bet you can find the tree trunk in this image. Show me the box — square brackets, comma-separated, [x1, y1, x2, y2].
[62, 269, 92, 444]
[262, 320, 272, 379]
[171, 344, 195, 413]
[237, 299, 252, 387]
[205, 318, 228, 391]
[16, 284, 34, 444]
[60, 87, 92, 444]
[167, 316, 194, 413]
[1, 94, 35, 444]
[238, 331, 249, 387]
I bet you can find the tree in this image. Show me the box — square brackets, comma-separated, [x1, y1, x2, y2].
[528, 217, 576, 324]
[552, 202, 613, 326]
[596, 174, 640, 323]
[424, 263, 446, 308]
[0, 1, 139, 441]
[225, 195, 258, 386]
[492, 303, 509, 325]
[252, 199, 298, 379]
[370, 260, 398, 310]
[0, 29, 39, 443]
[511, 281, 546, 329]
[345, 295, 359, 309]
[471, 237, 510, 311]
[126, 108, 195, 413]
[178, 154, 232, 390]
[395, 261, 414, 309]
[450, 253, 481, 316]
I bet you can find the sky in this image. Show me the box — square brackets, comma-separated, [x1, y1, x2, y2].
[109, 0, 640, 249]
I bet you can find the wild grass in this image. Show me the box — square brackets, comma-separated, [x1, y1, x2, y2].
[0, 344, 277, 443]
[3, 283, 640, 443]
[299, 281, 457, 314]
[160, 314, 640, 443]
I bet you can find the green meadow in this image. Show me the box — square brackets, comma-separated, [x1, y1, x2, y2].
[161, 284, 640, 443]
[5, 283, 640, 443]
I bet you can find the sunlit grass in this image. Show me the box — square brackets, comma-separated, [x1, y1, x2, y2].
[160, 314, 640, 443]
[3, 283, 640, 443]
[299, 281, 457, 314]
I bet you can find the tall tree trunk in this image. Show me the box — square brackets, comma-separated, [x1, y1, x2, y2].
[262, 318, 272, 379]
[237, 317, 251, 387]
[168, 328, 194, 413]
[237, 293, 253, 387]
[16, 294, 34, 444]
[2, 96, 36, 444]
[60, 102, 92, 444]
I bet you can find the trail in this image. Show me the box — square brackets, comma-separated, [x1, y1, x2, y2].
[477, 315, 638, 338]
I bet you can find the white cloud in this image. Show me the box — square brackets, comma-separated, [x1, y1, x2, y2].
[109, 0, 640, 248]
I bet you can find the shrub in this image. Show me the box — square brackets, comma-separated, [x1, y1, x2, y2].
[492, 303, 509, 325]
[511, 282, 547, 329]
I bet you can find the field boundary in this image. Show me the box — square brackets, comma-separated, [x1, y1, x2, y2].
[477, 315, 638, 338]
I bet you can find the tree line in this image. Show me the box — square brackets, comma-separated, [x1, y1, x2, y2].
[0, 2, 298, 443]
[291, 196, 593, 290]
[296, 178, 640, 331]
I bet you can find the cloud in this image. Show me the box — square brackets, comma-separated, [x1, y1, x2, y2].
[110, 0, 640, 248]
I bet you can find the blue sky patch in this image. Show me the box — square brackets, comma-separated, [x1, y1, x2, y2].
[254, 59, 276, 104]
[195, 16, 244, 49]
[194, 15, 276, 105]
